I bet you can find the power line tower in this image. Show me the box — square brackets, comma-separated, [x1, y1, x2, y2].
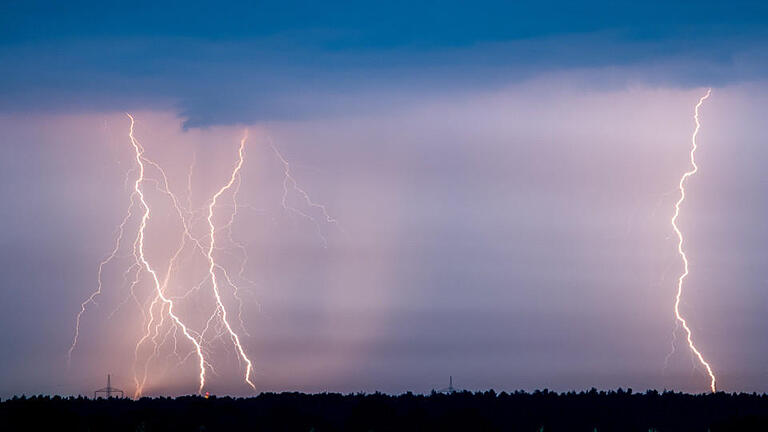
[94, 374, 124, 398]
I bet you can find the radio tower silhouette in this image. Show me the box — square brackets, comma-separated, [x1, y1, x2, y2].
[438, 376, 458, 394]
[94, 374, 124, 398]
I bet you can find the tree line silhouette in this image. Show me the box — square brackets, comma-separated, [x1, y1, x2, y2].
[3, 388, 768, 431]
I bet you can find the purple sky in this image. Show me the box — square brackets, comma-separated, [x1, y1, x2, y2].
[2, 78, 768, 397]
[2, 1, 768, 398]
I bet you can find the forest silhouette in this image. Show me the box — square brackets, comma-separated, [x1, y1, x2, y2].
[3, 389, 768, 431]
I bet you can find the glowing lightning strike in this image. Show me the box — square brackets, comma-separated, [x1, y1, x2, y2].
[204, 133, 257, 391]
[70, 117, 338, 396]
[126, 113, 209, 394]
[671, 88, 716, 393]
[67, 193, 136, 367]
[268, 138, 343, 247]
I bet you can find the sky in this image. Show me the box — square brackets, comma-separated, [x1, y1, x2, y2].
[1, 1, 768, 397]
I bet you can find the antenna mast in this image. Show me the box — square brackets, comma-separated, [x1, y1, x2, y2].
[437, 376, 458, 394]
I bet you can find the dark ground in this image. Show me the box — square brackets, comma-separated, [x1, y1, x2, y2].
[2, 389, 768, 431]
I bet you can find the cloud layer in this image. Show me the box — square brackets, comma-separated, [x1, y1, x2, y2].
[1, 1, 767, 126]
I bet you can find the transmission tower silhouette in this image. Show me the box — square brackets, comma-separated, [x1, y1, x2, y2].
[437, 376, 459, 394]
[94, 374, 124, 398]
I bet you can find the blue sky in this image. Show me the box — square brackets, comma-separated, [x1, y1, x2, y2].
[4, 1, 767, 44]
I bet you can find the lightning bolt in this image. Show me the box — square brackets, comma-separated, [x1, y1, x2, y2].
[70, 115, 262, 396]
[69, 117, 340, 397]
[131, 125, 259, 396]
[126, 114, 209, 395]
[203, 133, 257, 390]
[670, 88, 716, 393]
[67, 193, 136, 367]
[269, 138, 343, 247]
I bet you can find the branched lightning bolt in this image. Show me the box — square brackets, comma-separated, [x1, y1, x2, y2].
[268, 138, 343, 247]
[67, 193, 137, 367]
[122, 114, 208, 396]
[671, 88, 716, 393]
[219, 173, 257, 336]
[203, 133, 257, 391]
[70, 118, 341, 397]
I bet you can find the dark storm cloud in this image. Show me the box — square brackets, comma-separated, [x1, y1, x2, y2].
[1, 1, 767, 126]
